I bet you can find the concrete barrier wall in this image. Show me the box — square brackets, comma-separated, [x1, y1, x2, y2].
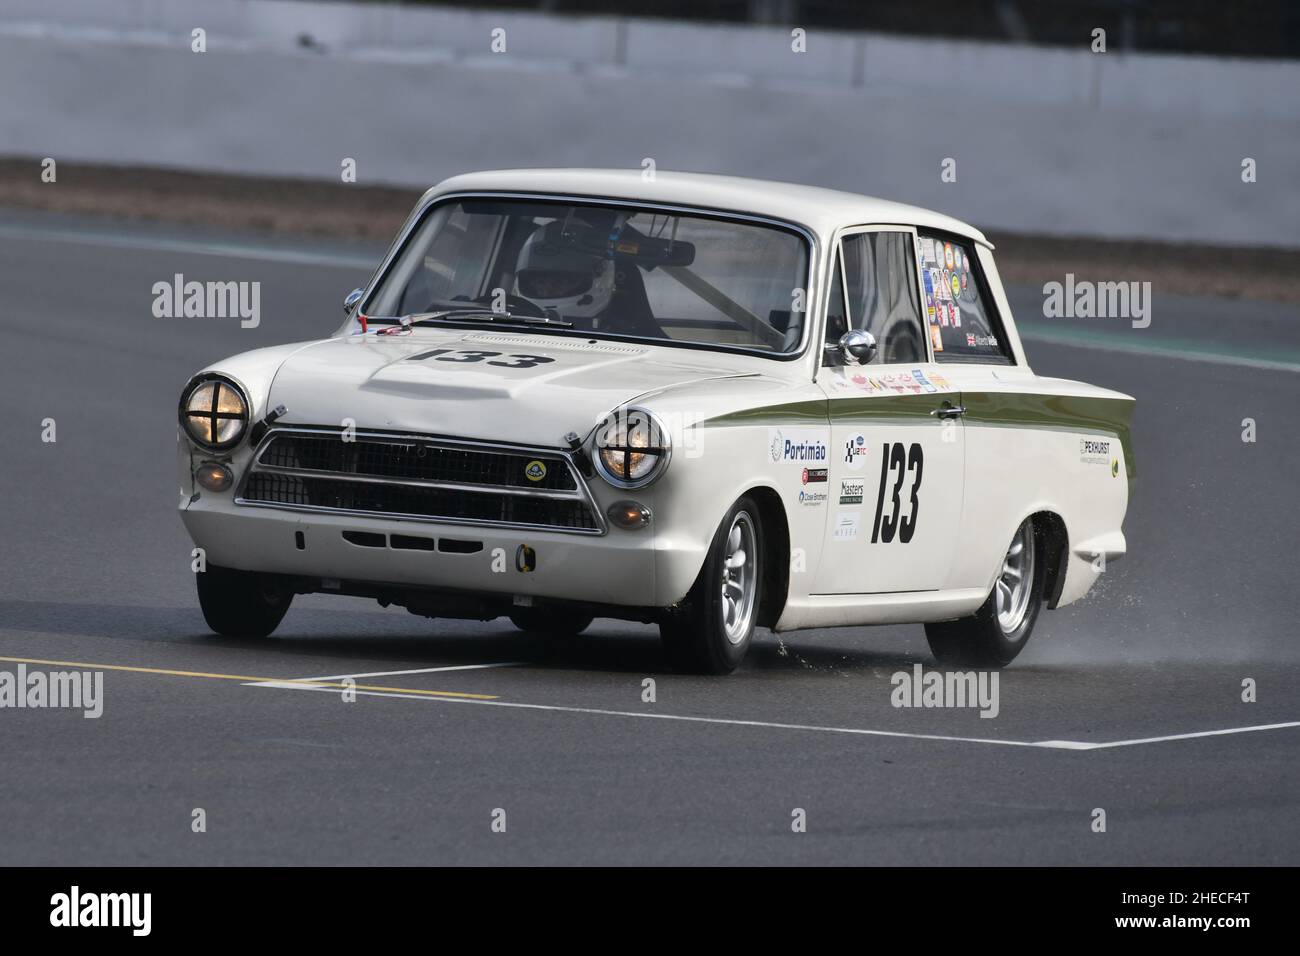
[2, 0, 1297, 245]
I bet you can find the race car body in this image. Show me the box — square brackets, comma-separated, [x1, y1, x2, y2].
[177, 169, 1134, 671]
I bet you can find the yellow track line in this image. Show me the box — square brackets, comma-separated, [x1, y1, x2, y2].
[0, 656, 498, 700]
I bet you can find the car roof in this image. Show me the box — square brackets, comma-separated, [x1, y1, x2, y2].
[425, 168, 990, 246]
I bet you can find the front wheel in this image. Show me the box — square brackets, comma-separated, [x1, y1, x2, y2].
[196, 564, 292, 638]
[925, 517, 1045, 667]
[659, 496, 763, 674]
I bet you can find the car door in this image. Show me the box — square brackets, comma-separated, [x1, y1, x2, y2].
[812, 226, 965, 594]
[912, 230, 1032, 591]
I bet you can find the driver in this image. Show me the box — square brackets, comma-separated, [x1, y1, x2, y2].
[514, 219, 617, 326]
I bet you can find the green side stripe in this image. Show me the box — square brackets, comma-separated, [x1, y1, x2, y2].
[703, 401, 828, 426]
[702, 390, 1137, 492]
[961, 391, 1136, 487]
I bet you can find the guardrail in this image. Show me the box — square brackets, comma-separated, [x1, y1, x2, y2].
[1, 0, 1297, 245]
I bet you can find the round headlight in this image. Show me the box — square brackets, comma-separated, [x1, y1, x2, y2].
[180, 375, 249, 450]
[594, 407, 670, 489]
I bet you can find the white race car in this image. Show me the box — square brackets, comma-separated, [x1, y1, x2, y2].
[177, 169, 1133, 672]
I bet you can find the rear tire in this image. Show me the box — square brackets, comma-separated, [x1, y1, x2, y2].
[925, 517, 1045, 668]
[196, 564, 292, 638]
[507, 606, 593, 637]
[660, 496, 763, 674]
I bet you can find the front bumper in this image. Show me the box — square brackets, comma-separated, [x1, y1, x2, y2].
[180, 496, 662, 608]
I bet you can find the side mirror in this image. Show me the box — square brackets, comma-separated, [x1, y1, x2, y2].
[343, 288, 365, 315]
[839, 329, 877, 366]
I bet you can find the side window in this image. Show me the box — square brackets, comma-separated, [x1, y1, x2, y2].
[917, 233, 1012, 364]
[840, 231, 925, 364]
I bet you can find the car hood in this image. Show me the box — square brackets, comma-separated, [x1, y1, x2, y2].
[266, 329, 757, 446]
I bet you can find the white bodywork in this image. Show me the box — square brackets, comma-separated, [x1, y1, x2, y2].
[178, 169, 1133, 630]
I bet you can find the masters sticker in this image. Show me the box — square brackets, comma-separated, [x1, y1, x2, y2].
[839, 477, 865, 505]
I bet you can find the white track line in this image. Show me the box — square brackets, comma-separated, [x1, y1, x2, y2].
[1017, 327, 1300, 373]
[0, 223, 377, 270]
[1040, 720, 1300, 751]
[245, 658, 520, 686]
[246, 681, 1300, 752]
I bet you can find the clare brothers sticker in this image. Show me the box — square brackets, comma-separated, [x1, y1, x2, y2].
[768, 428, 828, 465]
[798, 488, 828, 507]
[839, 477, 865, 505]
[833, 512, 860, 541]
[1079, 438, 1112, 466]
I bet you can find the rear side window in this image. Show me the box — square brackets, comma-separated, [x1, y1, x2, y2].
[917, 233, 1011, 364]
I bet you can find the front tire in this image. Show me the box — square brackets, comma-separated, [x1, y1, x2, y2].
[659, 496, 763, 674]
[196, 564, 292, 638]
[925, 517, 1045, 667]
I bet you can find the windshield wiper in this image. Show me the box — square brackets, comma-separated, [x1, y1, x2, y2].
[397, 309, 573, 328]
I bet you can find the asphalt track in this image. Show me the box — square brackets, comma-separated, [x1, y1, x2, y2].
[0, 210, 1296, 865]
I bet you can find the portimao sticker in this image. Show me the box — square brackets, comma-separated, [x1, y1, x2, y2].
[768, 428, 828, 465]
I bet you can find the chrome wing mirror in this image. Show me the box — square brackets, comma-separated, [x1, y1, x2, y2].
[838, 329, 877, 366]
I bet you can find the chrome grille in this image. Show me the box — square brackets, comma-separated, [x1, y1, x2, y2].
[236, 428, 603, 534]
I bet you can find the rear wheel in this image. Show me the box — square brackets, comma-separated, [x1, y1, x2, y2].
[660, 496, 763, 674]
[925, 517, 1044, 667]
[507, 606, 593, 637]
[196, 564, 292, 638]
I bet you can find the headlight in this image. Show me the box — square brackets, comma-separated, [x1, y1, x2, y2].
[179, 375, 249, 450]
[594, 407, 670, 489]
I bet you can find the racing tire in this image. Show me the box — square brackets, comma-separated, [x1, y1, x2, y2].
[925, 516, 1045, 668]
[196, 564, 292, 638]
[507, 606, 593, 637]
[659, 496, 764, 675]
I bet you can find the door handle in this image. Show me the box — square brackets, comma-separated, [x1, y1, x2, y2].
[931, 403, 966, 419]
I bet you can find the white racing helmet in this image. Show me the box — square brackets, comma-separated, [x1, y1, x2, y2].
[514, 221, 618, 321]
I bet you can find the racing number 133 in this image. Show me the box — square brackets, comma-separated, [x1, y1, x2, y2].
[871, 442, 923, 544]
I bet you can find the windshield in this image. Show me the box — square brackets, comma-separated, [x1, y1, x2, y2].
[362, 198, 811, 355]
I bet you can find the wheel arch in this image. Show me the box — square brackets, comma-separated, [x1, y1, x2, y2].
[744, 485, 791, 630]
[1030, 509, 1069, 610]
